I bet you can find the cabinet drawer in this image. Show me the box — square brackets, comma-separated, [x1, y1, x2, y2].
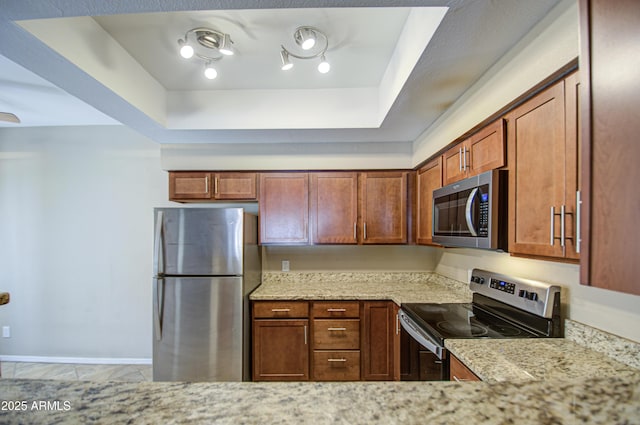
[253, 301, 309, 319]
[312, 301, 360, 318]
[313, 319, 360, 349]
[313, 350, 360, 381]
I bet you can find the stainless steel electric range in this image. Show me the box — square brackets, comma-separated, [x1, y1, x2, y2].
[399, 269, 562, 381]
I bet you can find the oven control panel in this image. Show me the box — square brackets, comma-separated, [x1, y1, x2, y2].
[489, 278, 516, 294]
[469, 268, 561, 319]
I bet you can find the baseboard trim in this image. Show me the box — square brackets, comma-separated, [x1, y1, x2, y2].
[0, 355, 152, 365]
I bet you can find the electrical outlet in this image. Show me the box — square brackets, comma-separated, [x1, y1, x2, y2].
[281, 260, 290, 272]
[2, 326, 10, 338]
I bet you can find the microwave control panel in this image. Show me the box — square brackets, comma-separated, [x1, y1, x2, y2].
[477, 189, 489, 237]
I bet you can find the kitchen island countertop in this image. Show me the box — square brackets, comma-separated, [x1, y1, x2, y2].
[1, 373, 639, 424]
[445, 337, 639, 383]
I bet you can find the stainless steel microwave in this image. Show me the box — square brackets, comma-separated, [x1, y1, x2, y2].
[432, 170, 507, 250]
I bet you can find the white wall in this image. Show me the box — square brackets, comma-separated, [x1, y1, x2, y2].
[0, 126, 169, 361]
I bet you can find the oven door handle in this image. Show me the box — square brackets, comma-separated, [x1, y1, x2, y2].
[465, 188, 479, 237]
[399, 310, 444, 360]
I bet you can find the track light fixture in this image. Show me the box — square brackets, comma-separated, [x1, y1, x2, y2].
[177, 27, 234, 79]
[280, 26, 330, 74]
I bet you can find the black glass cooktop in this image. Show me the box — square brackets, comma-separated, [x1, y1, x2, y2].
[401, 302, 539, 342]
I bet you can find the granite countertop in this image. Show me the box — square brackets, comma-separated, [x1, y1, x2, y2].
[2, 374, 639, 424]
[250, 272, 472, 305]
[445, 338, 639, 383]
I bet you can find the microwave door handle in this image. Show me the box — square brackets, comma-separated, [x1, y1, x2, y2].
[465, 188, 479, 237]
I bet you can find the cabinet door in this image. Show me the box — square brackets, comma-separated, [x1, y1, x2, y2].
[169, 172, 212, 201]
[259, 173, 309, 245]
[449, 354, 480, 382]
[416, 158, 442, 245]
[253, 319, 309, 381]
[213, 172, 257, 200]
[310, 172, 358, 244]
[361, 301, 399, 381]
[467, 119, 505, 177]
[360, 172, 408, 244]
[507, 81, 566, 258]
[442, 143, 467, 186]
[579, 0, 640, 295]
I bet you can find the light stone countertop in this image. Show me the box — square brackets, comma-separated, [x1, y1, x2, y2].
[445, 338, 639, 383]
[250, 272, 473, 304]
[1, 374, 639, 424]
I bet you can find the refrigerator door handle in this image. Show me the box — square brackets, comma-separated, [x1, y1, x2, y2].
[153, 211, 164, 276]
[153, 277, 164, 341]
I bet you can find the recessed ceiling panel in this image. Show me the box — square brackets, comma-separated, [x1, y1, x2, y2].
[94, 8, 412, 91]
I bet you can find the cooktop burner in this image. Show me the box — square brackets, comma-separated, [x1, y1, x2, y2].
[436, 321, 488, 337]
[401, 302, 540, 341]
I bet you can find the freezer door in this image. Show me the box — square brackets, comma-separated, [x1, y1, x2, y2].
[155, 208, 243, 276]
[153, 277, 244, 382]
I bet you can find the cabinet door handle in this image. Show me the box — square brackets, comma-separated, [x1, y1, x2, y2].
[304, 325, 307, 345]
[576, 191, 582, 253]
[550, 206, 555, 246]
[462, 147, 467, 170]
[327, 358, 347, 362]
[327, 327, 347, 331]
[364, 222, 367, 240]
[327, 308, 346, 312]
[353, 222, 357, 241]
[560, 204, 566, 248]
[271, 308, 291, 312]
[459, 148, 463, 171]
[214, 176, 219, 195]
[396, 313, 399, 335]
[204, 175, 209, 194]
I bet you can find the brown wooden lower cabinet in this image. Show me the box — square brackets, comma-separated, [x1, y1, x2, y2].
[252, 319, 309, 381]
[449, 354, 481, 382]
[252, 300, 399, 381]
[361, 301, 400, 381]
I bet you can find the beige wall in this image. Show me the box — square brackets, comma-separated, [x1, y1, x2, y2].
[262, 245, 438, 272]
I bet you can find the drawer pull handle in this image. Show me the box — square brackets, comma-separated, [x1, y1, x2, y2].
[327, 308, 347, 312]
[327, 327, 347, 331]
[327, 358, 347, 362]
[271, 308, 291, 312]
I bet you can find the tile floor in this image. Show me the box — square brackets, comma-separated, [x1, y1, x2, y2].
[0, 362, 152, 382]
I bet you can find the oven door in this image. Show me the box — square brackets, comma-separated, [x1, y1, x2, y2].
[398, 309, 447, 381]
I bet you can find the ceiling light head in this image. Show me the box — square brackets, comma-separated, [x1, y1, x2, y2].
[294, 27, 317, 50]
[318, 55, 330, 74]
[280, 50, 293, 71]
[204, 63, 218, 80]
[218, 34, 234, 56]
[178, 39, 194, 59]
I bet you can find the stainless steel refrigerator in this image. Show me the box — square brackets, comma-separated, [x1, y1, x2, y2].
[152, 207, 261, 381]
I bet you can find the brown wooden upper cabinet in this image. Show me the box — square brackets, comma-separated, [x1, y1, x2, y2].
[310, 172, 359, 244]
[442, 119, 506, 186]
[169, 171, 257, 202]
[360, 172, 408, 244]
[579, 0, 640, 295]
[259, 173, 309, 245]
[416, 158, 442, 245]
[506, 72, 580, 260]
